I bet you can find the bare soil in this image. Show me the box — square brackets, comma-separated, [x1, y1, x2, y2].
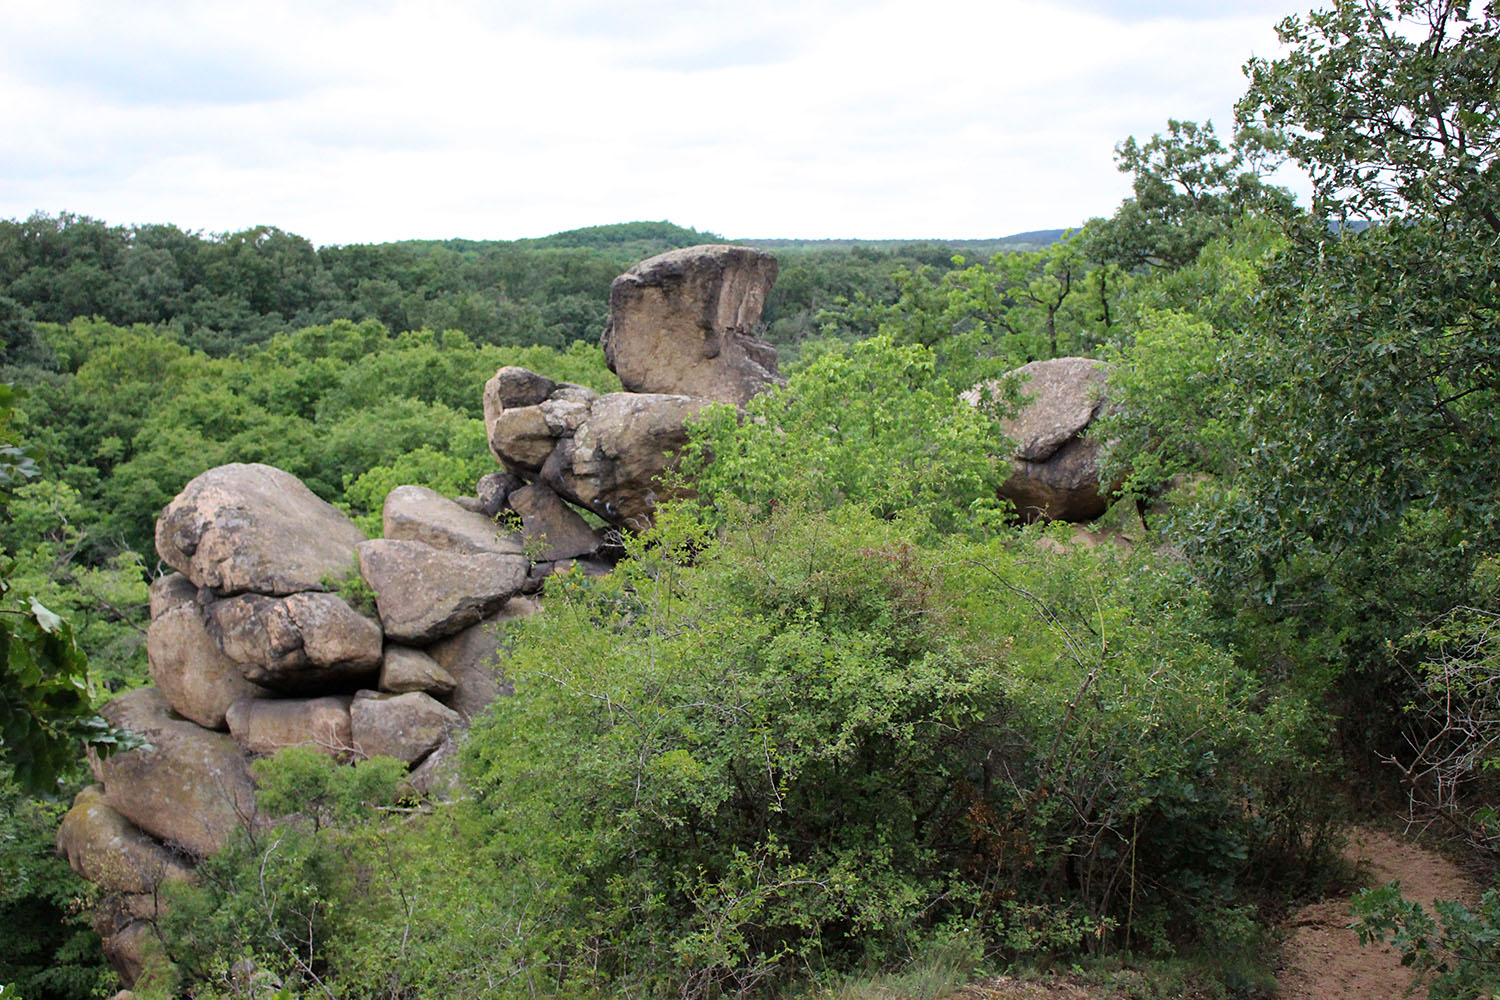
[1275, 827, 1480, 1000]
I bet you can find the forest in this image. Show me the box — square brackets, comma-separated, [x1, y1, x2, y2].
[1, 1, 1498, 997]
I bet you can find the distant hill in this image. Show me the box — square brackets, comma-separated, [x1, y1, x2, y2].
[735, 229, 1072, 256]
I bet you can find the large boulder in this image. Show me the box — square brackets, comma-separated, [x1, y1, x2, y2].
[155, 464, 367, 596]
[508, 482, 600, 561]
[225, 696, 354, 758]
[382, 485, 522, 556]
[545, 391, 710, 531]
[202, 591, 383, 690]
[56, 786, 195, 893]
[971, 358, 1115, 522]
[426, 596, 539, 719]
[356, 539, 527, 643]
[147, 598, 268, 731]
[349, 691, 462, 766]
[92, 688, 259, 858]
[601, 245, 781, 406]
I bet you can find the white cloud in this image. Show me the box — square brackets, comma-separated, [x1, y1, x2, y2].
[0, 0, 1306, 243]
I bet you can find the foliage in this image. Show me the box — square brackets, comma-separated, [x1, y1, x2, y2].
[454, 504, 1328, 997]
[1352, 881, 1500, 1000]
[0, 777, 115, 1000]
[684, 336, 1009, 537]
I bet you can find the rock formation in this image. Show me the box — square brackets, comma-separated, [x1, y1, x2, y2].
[602, 244, 781, 406]
[969, 357, 1116, 522]
[61, 245, 784, 986]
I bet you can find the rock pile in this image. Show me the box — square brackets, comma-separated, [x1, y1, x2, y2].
[58, 244, 784, 985]
[58, 465, 542, 983]
[487, 243, 781, 531]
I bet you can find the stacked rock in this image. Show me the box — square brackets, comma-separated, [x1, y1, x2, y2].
[483, 244, 781, 532]
[57, 464, 539, 984]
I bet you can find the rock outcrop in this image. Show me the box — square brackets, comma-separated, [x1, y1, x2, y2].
[969, 357, 1115, 522]
[601, 244, 781, 406]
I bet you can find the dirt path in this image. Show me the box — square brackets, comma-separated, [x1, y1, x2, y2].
[1276, 827, 1480, 1000]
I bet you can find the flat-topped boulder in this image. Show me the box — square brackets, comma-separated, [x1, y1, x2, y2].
[357, 539, 527, 643]
[156, 464, 367, 596]
[383, 484, 523, 556]
[225, 695, 354, 758]
[92, 687, 259, 858]
[56, 785, 196, 893]
[601, 245, 781, 406]
[202, 591, 383, 690]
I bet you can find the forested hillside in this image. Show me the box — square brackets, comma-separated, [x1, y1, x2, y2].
[2, 1, 1497, 998]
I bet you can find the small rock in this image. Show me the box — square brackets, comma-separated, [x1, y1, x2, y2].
[380, 645, 457, 696]
[225, 696, 354, 758]
[475, 472, 524, 517]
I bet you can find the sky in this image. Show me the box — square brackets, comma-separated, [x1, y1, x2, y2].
[0, 0, 1310, 246]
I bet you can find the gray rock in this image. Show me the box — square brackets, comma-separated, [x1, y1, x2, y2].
[147, 600, 268, 730]
[379, 645, 457, 696]
[967, 358, 1115, 523]
[155, 463, 367, 596]
[203, 591, 383, 690]
[93, 687, 259, 858]
[405, 737, 462, 800]
[147, 572, 197, 621]
[426, 596, 539, 719]
[508, 482, 600, 560]
[382, 484, 522, 556]
[56, 785, 195, 893]
[356, 539, 527, 643]
[475, 472, 523, 517]
[225, 696, 354, 758]
[602, 245, 782, 406]
[102, 920, 158, 988]
[349, 691, 462, 766]
[546, 391, 711, 530]
[485, 366, 556, 409]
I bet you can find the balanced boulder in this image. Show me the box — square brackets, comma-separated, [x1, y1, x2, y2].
[156, 464, 367, 596]
[971, 357, 1115, 522]
[601, 245, 781, 406]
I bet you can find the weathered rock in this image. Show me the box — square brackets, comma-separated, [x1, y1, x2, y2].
[602, 245, 781, 406]
[349, 691, 462, 766]
[405, 737, 462, 800]
[475, 471, 524, 517]
[147, 594, 268, 730]
[357, 539, 527, 643]
[379, 645, 456, 697]
[546, 391, 711, 530]
[102, 920, 159, 988]
[147, 572, 197, 621]
[485, 379, 600, 475]
[202, 591, 382, 690]
[56, 786, 195, 893]
[426, 596, 539, 719]
[509, 482, 600, 560]
[225, 695, 354, 758]
[969, 358, 1114, 522]
[382, 484, 522, 556]
[484, 365, 556, 410]
[155, 464, 367, 596]
[93, 688, 258, 858]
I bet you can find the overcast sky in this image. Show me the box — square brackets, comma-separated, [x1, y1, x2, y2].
[0, 0, 1310, 246]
